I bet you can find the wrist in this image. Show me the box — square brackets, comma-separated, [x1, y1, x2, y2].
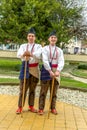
[30, 53, 33, 57]
[22, 54, 25, 57]
[57, 70, 60, 73]
[48, 70, 52, 73]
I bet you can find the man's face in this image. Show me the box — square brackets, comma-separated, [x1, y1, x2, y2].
[27, 33, 36, 43]
[48, 35, 57, 45]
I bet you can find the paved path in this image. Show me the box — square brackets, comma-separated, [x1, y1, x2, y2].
[0, 75, 18, 79]
[0, 95, 87, 130]
[62, 72, 87, 84]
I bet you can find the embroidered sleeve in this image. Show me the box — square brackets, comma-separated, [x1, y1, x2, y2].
[42, 47, 51, 71]
[57, 49, 64, 72]
[17, 45, 24, 58]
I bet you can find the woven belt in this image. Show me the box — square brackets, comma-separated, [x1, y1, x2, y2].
[29, 63, 38, 67]
[51, 64, 58, 68]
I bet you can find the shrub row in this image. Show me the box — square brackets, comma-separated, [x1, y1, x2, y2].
[78, 64, 87, 70]
[0, 58, 21, 71]
[69, 61, 79, 65]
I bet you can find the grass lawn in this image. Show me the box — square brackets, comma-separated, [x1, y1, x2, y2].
[0, 58, 21, 76]
[0, 78, 19, 84]
[61, 77, 87, 89]
[0, 70, 19, 76]
[71, 69, 87, 79]
[0, 58, 21, 70]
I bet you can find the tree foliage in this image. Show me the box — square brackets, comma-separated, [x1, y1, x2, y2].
[0, 0, 83, 46]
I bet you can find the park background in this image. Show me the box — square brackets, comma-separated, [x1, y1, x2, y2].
[0, 0, 87, 90]
[0, 1, 87, 130]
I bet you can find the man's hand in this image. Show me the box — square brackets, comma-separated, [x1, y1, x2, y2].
[23, 51, 31, 57]
[49, 70, 55, 77]
[55, 70, 60, 77]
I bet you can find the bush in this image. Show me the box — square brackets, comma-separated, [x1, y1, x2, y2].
[78, 64, 87, 70]
[69, 61, 79, 65]
[14, 64, 21, 71]
[0, 58, 21, 71]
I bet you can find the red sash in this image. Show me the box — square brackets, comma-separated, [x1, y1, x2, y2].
[29, 63, 38, 67]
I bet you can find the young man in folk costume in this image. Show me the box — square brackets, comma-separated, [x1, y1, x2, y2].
[16, 28, 42, 114]
[38, 30, 64, 115]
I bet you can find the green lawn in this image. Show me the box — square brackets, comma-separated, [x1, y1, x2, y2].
[0, 78, 19, 83]
[0, 58, 21, 71]
[0, 70, 19, 76]
[71, 69, 87, 79]
[61, 77, 87, 89]
[0, 58, 21, 76]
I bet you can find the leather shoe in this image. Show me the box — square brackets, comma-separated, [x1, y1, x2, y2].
[51, 109, 58, 115]
[29, 106, 37, 113]
[16, 107, 22, 114]
[38, 109, 44, 115]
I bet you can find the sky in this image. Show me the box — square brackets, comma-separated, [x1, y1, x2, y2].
[81, 0, 87, 25]
[73, 0, 87, 25]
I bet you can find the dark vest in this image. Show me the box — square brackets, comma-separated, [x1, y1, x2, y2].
[19, 61, 29, 80]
